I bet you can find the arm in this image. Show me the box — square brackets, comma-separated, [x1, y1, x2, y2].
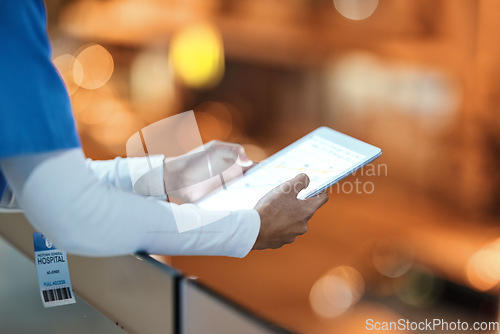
[85, 156, 135, 192]
[85, 140, 252, 199]
[85, 155, 166, 197]
[0, 148, 260, 257]
[1, 148, 328, 257]
[0, 154, 166, 209]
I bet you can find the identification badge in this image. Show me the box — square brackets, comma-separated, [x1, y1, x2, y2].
[33, 233, 76, 307]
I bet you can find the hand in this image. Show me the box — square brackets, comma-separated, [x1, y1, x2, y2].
[252, 173, 329, 250]
[163, 140, 254, 202]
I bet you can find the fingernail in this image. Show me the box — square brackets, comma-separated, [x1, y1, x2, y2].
[237, 156, 253, 167]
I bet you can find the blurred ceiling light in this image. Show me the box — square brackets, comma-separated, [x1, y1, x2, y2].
[170, 23, 224, 89]
[467, 239, 500, 291]
[372, 239, 413, 278]
[131, 47, 177, 123]
[334, 0, 379, 21]
[72, 85, 116, 125]
[75, 44, 114, 90]
[310, 266, 364, 318]
[53, 54, 83, 96]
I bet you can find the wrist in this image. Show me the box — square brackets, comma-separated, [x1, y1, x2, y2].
[131, 155, 165, 196]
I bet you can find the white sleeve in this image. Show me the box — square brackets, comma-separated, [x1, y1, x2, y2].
[0, 149, 260, 257]
[85, 155, 166, 197]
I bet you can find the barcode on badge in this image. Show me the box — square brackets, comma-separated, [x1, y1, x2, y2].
[42, 286, 73, 303]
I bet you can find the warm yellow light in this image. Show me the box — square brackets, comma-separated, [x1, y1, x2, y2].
[169, 23, 224, 89]
[75, 44, 114, 90]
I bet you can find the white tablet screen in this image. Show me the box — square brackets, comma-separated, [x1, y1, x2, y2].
[196, 135, 367, 211]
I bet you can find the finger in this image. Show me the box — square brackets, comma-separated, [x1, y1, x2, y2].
[293, 173, 310, 196]
[279, 173, 310, 197]
[304, 191, 329, 210]
[236, 146, 253, 167]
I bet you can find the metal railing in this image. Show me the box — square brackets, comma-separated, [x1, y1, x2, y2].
[0, 212, 290, 334]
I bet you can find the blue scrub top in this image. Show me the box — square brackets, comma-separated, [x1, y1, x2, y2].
[0, 0, 81, 196]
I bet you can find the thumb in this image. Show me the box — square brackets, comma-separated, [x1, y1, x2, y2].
[283, 173, 310, 197]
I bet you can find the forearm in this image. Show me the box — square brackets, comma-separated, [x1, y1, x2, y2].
[85, 156, 135, 192]
[1, 157, 132, 210]
[86, 155, 165, 197]
[0, 149, 260, 257]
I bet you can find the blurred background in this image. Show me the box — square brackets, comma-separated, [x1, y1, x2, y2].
[45, 0, 500, 332]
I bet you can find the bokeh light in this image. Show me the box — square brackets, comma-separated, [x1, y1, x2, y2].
[333, 0, 379, 21]
[169, 23, 225, 89]
[70, 84, 93, 115]
[194, 101, 233, 141]
[241, 143, 268, 162]
[72, 84, 116, 125]
[397, 267, 443, 307]
[467, 239, 500, 291]
[372, 239, 413, 278]
[130, 47, 177, 123]
[89, 104, 144, 155]
[75, 43, 114, 90]
[310, 266, 364, 318]
[52, 53, 83, 95]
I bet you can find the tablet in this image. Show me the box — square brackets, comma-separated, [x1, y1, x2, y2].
[196, 127, 382, 211]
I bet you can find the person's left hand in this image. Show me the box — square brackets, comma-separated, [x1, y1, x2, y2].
[163, 140, 255, 203]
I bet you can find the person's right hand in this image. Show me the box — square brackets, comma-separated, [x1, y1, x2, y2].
[163, 140, 253, 203]
[252, 173, 329, 250]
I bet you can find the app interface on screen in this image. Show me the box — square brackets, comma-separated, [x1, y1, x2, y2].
[197, 135, 366, 211]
